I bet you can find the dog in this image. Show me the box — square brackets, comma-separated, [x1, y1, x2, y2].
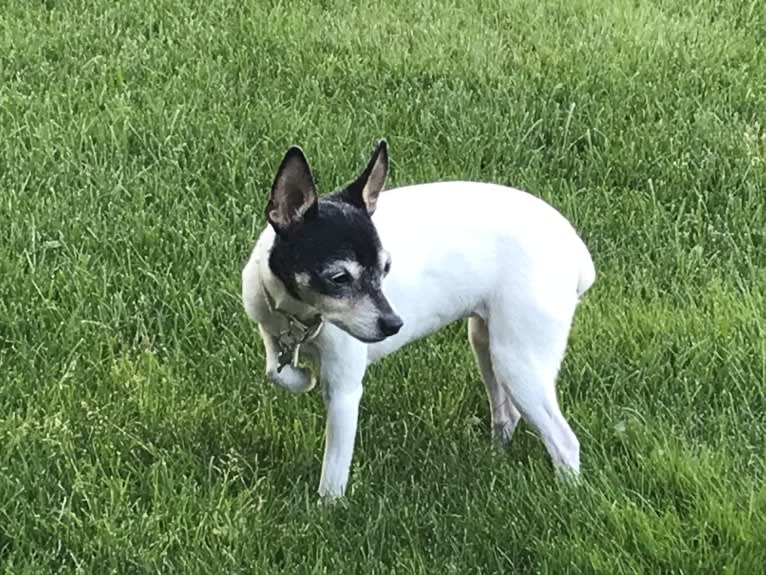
[242, 140, 595, 499]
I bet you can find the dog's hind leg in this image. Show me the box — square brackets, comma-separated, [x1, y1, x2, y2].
[487, 304, 580, 475]
[468, 317, 521, 446]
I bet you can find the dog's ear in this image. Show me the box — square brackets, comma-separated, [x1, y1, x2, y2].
[339, 140, 388, 216]
[266, 146, 318, 233]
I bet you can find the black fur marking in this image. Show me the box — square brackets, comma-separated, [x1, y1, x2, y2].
[268, 197, 383, 300]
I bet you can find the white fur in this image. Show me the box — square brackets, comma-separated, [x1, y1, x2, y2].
[242, 181, 595, 499]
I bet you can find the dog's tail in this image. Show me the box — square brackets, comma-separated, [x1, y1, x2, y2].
[576, 240, 596, 298]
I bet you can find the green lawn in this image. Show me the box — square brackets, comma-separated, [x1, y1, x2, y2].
[1, 0, 765, 572]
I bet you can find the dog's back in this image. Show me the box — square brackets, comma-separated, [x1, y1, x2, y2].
[367, 181, 594, 361]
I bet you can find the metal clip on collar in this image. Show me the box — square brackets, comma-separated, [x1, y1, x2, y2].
[263, 283, 323, 372]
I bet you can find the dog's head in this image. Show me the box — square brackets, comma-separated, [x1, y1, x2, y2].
[265, 141, 403, 343]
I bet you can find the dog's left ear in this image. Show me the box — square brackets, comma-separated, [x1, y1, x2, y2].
[339, 140, 388, 216]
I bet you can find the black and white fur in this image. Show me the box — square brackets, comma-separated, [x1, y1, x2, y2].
[242, 141, 596, 499]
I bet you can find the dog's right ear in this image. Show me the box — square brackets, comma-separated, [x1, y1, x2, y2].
[266, 146, 318, 234]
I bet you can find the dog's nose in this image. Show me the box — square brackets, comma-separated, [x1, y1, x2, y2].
[378, 314, 403, 337]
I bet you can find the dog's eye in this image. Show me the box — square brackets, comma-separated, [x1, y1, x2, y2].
[383, 260, 391, 275]
[330, 271, 352, 285]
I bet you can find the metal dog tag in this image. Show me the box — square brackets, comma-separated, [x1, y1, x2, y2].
[275, 317, 323, 372]
[276, 340, 300, 372]
[262, 282, 323, 373]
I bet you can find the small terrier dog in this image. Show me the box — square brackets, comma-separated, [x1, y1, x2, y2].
[242, 141, 595, 499]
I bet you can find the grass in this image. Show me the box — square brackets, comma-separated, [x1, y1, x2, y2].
[1, 0, 765, 572]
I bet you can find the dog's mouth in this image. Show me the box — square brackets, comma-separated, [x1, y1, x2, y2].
[331, 323, 388, 344]
[351, 333, 390, 344]
[317, 297, 403, 344]
[330, 318, 403, 344]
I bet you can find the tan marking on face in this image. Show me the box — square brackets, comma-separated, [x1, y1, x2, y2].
[294, 272, 311, 288]
[311, 292, 353, 314]
[316, 294, 381, 339]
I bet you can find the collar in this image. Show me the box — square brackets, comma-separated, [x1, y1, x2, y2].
[262, 281, 324, 372]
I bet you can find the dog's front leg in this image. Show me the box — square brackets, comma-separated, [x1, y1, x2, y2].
[319, 382, 363, 499]
[259, 325, 316, 394]
[317, 333, 368, 500]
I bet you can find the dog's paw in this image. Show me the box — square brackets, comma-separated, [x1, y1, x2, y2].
[267, 365, 316, 394]
[492, 420, 517, 448]
[317, 484, 346, 505]
[317, 491, 346, 507]
[554, 465, 582, 488]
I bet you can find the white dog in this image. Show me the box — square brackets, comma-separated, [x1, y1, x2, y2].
[242, 141, 595, 499]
